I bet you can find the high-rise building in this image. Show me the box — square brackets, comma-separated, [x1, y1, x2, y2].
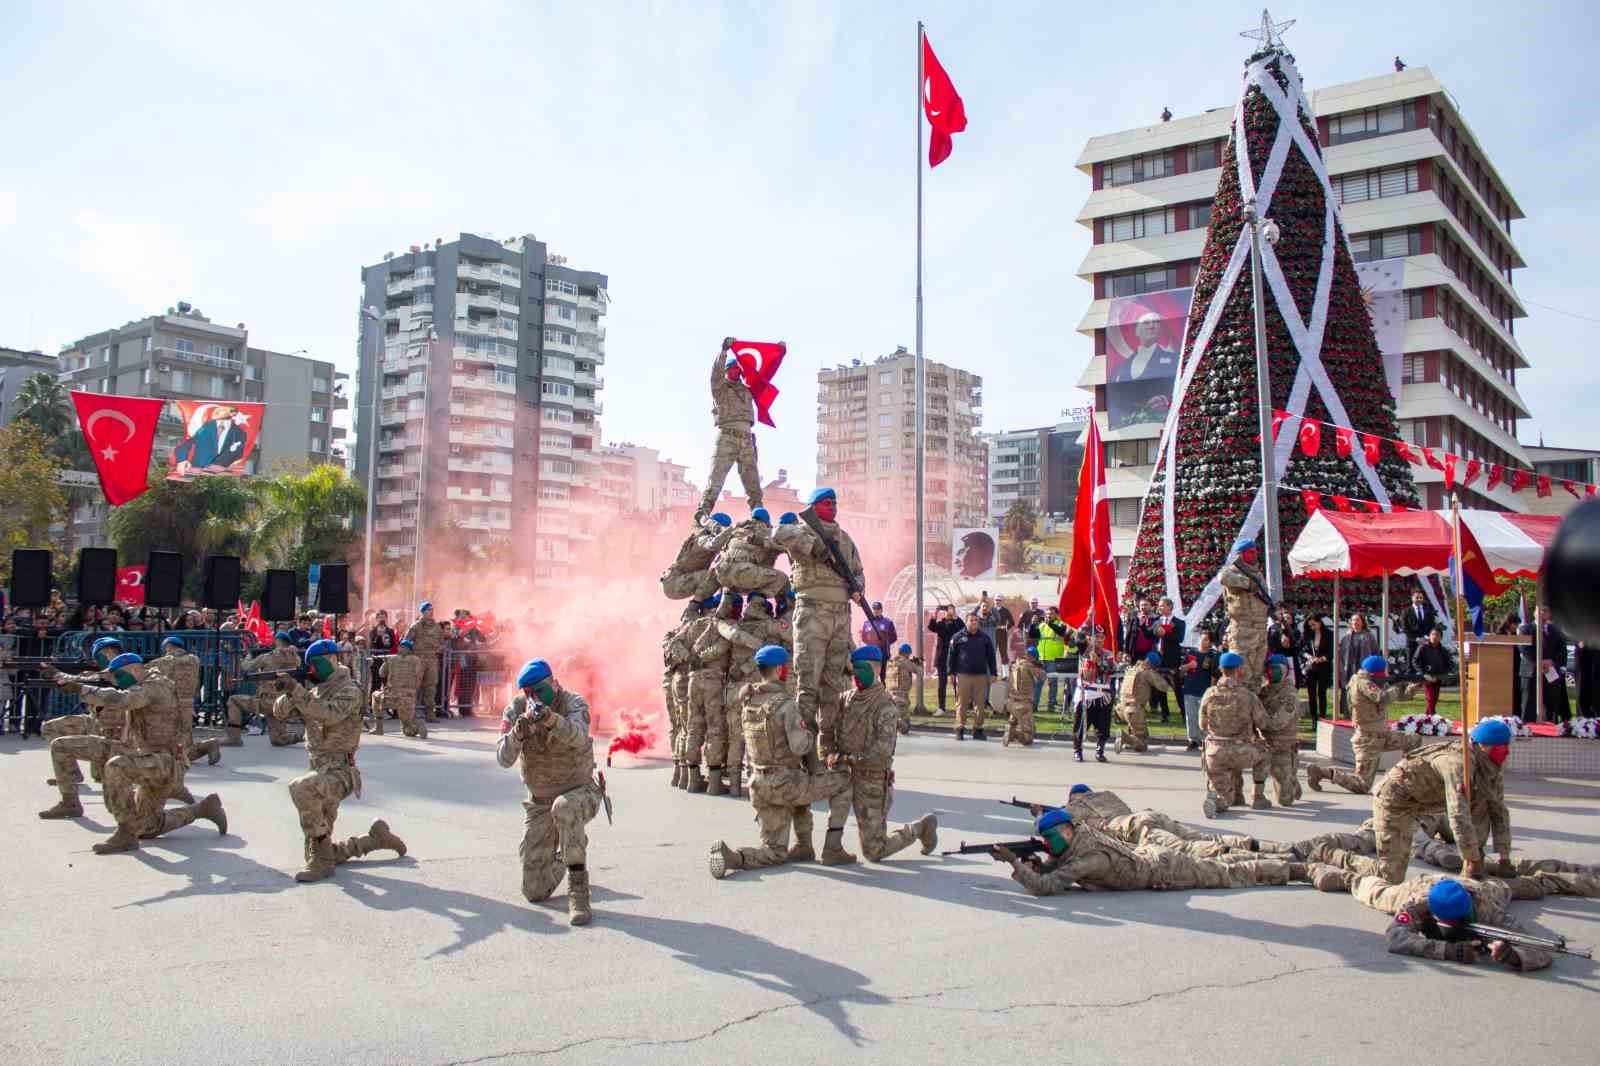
[356, 232, 607, 587]
[1075, 66, 1535, 577]
[0, 346, 60, 427]
[598, 442, 698, 515]
[986, 413, 1090, 523]
[816, 347, 985, 562]
[57, 304, 346, 547]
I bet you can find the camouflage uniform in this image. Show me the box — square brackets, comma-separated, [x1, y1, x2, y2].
[45, 684, 129, 798]
[661, 619, 695, 781]
[495, 689, 602, 908]
[1114, 660, 1170, 753]
[1346, 874, 1554, 971]
[1200, 676, 1270, 809]
[772, 514, 864, 754]
[1004, 658, 1044, 746]
[832, 682, 936, 861]
[697, 347, 763, 517]
[1258, 671, 1301, 805]
[711, 599, 791, 795]
[1315, 671, 1419, 794]
[1219, 558, 1270, 688]
[714, 680, 851, 872]
[1011, 825, 1300, 895]
[884, 650, 920, 734]
[150, 648, 217, 767]
[404, 617, 445, 721]
[1065, 790, 1283, 859]
[373, 648, 426, 737]
[688, 598, 740, 791]
[40, 667, 116, 787]
[1369, 740, 1509, 884]
[661, 522, 733, 601]
[713, 518, 788, 599]
[226, 645, 304, 745]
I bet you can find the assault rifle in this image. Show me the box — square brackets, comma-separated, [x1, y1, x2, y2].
[3, 657, 95, 670]
[999, 797, 1059, 815]
[239, 666, 311, 687]
[1461, 921, 1592, 960]
[797, 506, 891, 661]
[941, 838, 1052, 860]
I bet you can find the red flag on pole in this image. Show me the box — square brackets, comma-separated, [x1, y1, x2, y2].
[726, 339, 785, 428]
[70, 391, 164, 506]
[1058, 417, 1120, 651]
[921, 34, 967, 168]
[116, 566, 147, 606]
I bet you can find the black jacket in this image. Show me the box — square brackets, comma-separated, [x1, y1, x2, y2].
[927, 616, 963, 666]
[1400, 602, 1438, 643]
[947, 628, 997, 677]
[1520, 622, 1569, 673]
[1154, 615, 1186, 668]
[1413, 642, 1453, 679]
[1300, 627, 1334, 684]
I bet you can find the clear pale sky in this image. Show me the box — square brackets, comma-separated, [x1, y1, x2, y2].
[2, 2, 1594, 492]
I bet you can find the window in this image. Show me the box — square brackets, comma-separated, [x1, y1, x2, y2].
[542, 405, 573, 424]
[1407, 292, 1427, 320]
[877, 413, 892, 427]
[312, 376, 330, 393]
[142, 368, 151, 385]
[1109, 499, 1140, 527]
[1190, 203, 1212, 229]
[1106, 266, 1179, 298]
[546, 278, 578, 296]
[1333, 164, 1419, 205]
[1103, 151, 1175, 187]
[879, 370, 894, 385]
[494, 369, 516, 386]
[310, 407, 328, 423]
[877, 434, 892, 449]
[877, 455, 895, 471]
[541, 458, 575, 475]
[1327, 104, 1410, 146]
[552, 304, 575, 321]
[143, 336, 153, 353]
[543, 328, 576, 346]
[310, 438, 325, 454]
[543, 354, 575, 375]
[101, 345, 112, 364]
[541, 381, 573, 398]
[878, 392, 891, 406]
[1188, 140, 1219, 171]
[1107, 438, 1158, 467]
[174, 339, 195, 354]
[1105, 207, 1177, 242]
[209, 376, 225, 399]
[171, 369, 189, 391]
[1401, 355, 1427, 383]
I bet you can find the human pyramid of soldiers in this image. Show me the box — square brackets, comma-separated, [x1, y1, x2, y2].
[25, 340, 1600, 961]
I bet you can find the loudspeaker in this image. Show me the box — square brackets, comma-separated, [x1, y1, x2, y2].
[8, 549, 52, 609]
[145, 551, 184, 609]
[317, 563, 349, 614]
[1549, 497, 1600, 643]
[202, 555, 242, 610]
[77, 547, 119, 606]
[261, 569, 297, 622]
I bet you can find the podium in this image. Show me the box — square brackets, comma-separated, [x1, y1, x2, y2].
[1462, 635, 1529, 724]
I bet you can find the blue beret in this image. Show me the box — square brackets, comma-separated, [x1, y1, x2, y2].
[898, 643, 912, 654]
[419, 601, 433, 612]
[92, 636, 124, 654]
[107, 652, 144, 672]
[701, 594, 722, 610]
[1427, 880, 1473, 921]
[1230, 536, 1257, 556]
[1068, 784, 1092, 796]
[161, 635, 186, 649]
[1026, 644, 1040, 657]
[750, 508, 770, 524]
[753, 644, 789, 667]
[807, 487, 837, 505]
[778, 512, 798, 525]
[1361, 655, 1387, 674]
[304, 639, 340, 664]
[1471, 720, 1513, 746]
[1145, 650, 1163, 666]
[851, 645, 883, 663]
[1036, 809, 1072, 833]
[1267, 654, 1290, 666]
[1219, 651, 1244, 668]
[273, 631, 293, 644]
[517, 659, 552, 688]
[708, 512, 731, 527]
[398, 639, 414, 649]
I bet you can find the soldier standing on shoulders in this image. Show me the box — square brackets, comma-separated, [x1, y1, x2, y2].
[275, 639, 407, 884]
[1306, 655, 1418, 794]
[372, 639, 427, 738]
[1219, 537, 1272, 688]
[404, 602, 446, 723]
[695, 340, 765, 521]
[662, 514, 734, 601]
[1199, 651, 1271, 817]
[496, 659, 604, 927]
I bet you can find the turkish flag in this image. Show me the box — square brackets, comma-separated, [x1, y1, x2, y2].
[1392, 502, 1410, 512]
[1301, 490, 1322, 515]
[1298, 420, 1322, 457]
[116, 566, 147, 606]
[1058, 418, 1120, 652]
[1394, 440, 1416, 464]
[726, 339, 785, 428]
[70, 391, 164, 506]
[1362, 500, 1382, 514]
[1510, 468, 1532, 493]
[922, 35, 967, 168]
[1486, 464, 1505, 491]
[1441, 453, 1457, 490]
[1462, 459, 1482, 488]
[1335, 426, 1354, 459]
[1271, 409, 1290, 441]
[1332, 494, 1353, 512]
[1422, 447, 1443, 472]
[1536, 475, 1552, 498]
[1360, 433, 1382, 465]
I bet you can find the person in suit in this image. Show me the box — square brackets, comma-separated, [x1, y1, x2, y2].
[1299, 615, 1334, 719]
[1267, 606, 1302, 687]
[1399, 590, 1437, 666]
[1519, 605, 1571, 723]
[174, 405, 250, 473]
[1151, 597, 1185, 725]
[1109, 314, 1179, 382]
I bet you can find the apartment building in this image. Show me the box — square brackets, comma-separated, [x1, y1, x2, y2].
[357, 232, 607, 585]
[986, 413, 1089, 523]
[1525, 446, 1600, 518]
[816, 348, 985, 563]
[1075, 66, 1536, 576]
[0, 346, 60, 427]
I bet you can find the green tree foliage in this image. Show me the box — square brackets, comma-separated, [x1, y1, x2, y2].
[0, 423, 67, 554]
[12, 371, 92, 469]
[107, 466, 260, 598]
[1480, 577, 1537, 633]
[250, 462, 366, 582]
[999, 499, 1038, 573]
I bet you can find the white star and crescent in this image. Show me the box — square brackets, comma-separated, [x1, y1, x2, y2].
[84, 408, 136, 464]
[924, 77, 940, 117]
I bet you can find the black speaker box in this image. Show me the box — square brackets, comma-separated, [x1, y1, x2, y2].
[261, 569, 297, 622]
[8, 549, 52, 609]
[78, 547, 119, 605]
[202, 555, 242, 610]
[145, 551, 184, 609]
[317, 564, 349, 614]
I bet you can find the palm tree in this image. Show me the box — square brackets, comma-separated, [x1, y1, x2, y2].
[12, 371, 92, 469]
[250, 463, 366, 573]
[107, 466, 259, 596]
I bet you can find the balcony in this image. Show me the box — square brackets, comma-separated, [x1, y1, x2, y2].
[382, 543, 415, 559]
[447, 457, 513, 476]
[451, 344, 518, 369]
[457, 514, 512, 532]
[375, 517, 414, 533]
[573, 393, 601, 414]
[450, 373, 515, 394]
[153, 345, 243, 373]
[577, 291, 605, 313]
[447, 429, 513, 448]
[377, 462, 417, 479]
[449, 404, 515, 424]
[540, 466, 575, 485]
[379, 407, 412, 426]
[458, 262, 521, 287]
[539, 437, 573, 456]
[447, 486, 513, 504]
[378, 434, 420, 452]
[575, 368, 603, 388]
[540, 411, 576, 430]
[377, 488, 416, 506]
[543, 333, 578, 355]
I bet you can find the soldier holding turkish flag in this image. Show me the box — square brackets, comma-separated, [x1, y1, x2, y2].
[695, 338, 783, 521]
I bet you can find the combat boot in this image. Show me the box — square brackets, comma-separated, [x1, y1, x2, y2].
[1202, 792, 1219, 819]
[171, 783, 197, 805]
[820, 828, 857, 866]
[706, 766, 727, 796]
[670, 762, 683, 789]
[687, 766, 708, 793]
[708, 840, 743, 879]
[367, 819, 407, 857]
[1250, 783, 1271, 810]
[917, 814, 940, 855]
[1114, 735, 1125, 754]
[956, 727, 966, 741]
[270, 732, 304, 748]
[414, 719, 429, 739]
[1305, 765, 1325, 792]
[1310, 863, 1355, 893]
[221, 726, 244, 748]
[38, 798, 84, 819]
[973, 727, 988, 741]
[729, 766, 744, 799]
[567, 866, 592, 926]
[1286, 862, 1313, 882]
[371, 715, 385, 735]
[191, 739, 222, 765]
[296, 836, 337, 882]
[92, 825, 141, 854]
[785, 834, 816, 863]
[193, 793, 228, 835]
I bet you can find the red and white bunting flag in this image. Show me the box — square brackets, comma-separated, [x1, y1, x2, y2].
[1510, 468, 1532, 493]
[1486, 464, 1505, 491]
[1361, 433, 1382, 465]
[1301, 490, 1322, 515]
[1334, 426, 1354, 459]
[1442, 453, 1457, 490]
[1536, 475, 1552, 498]
[1332, 494, 1353, 512]
[1298, 420, 1322, 457]
[1462, 458, 1482, 488]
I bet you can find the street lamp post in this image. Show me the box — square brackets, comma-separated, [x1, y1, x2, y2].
[360, 306, 382, 614]
[1244, 206, 1284, 601]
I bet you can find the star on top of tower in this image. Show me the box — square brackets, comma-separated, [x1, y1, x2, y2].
[1240, 9, 1295, 51]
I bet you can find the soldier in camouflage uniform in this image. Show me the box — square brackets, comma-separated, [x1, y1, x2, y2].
[1343, 877, 1553, 971]
[42, 654, 226, 851]
[1306, 656, 1419, 794]
[709, 592, 791, 797]
[662, 513, 734, 601]
[1058, 785, 1294, 860]
[676, 594, 722, 792]
[38, 636, 123, 789]
[713, 508, 789, 599]
[661, 605, 699, 788]
[1219, 537, 1271, 689]
[884, 643, 920, 735]
[1199, 651, 1271, 817]
[404, 602, 446, 723]
[275, 640, 407, 883]
[1258, 654, 1300, 805]
[372, 639, 427, 738]
[995, 809, 1310, 895]
[496, 659, 603, 927]
[772, 489, 863, 759]
[1114, 651, 1172, 754]
[709, 646, 855, 878]
[827, 646, 938, 863]
[224, 632, 304, 747]
[1004, 645, 1045, 747]
[695, 341, 764, 520]
[689, 593, 741, 795]
[151, 636, 219, 769]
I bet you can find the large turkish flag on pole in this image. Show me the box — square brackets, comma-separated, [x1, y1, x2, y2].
[922, 34, 967, 168]
[726, 339, 785, 428]
[70, 391, 164, 506]
[1059, 417, 1121, 652]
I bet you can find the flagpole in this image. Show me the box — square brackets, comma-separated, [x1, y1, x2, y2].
[914, 20, 927, 705]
